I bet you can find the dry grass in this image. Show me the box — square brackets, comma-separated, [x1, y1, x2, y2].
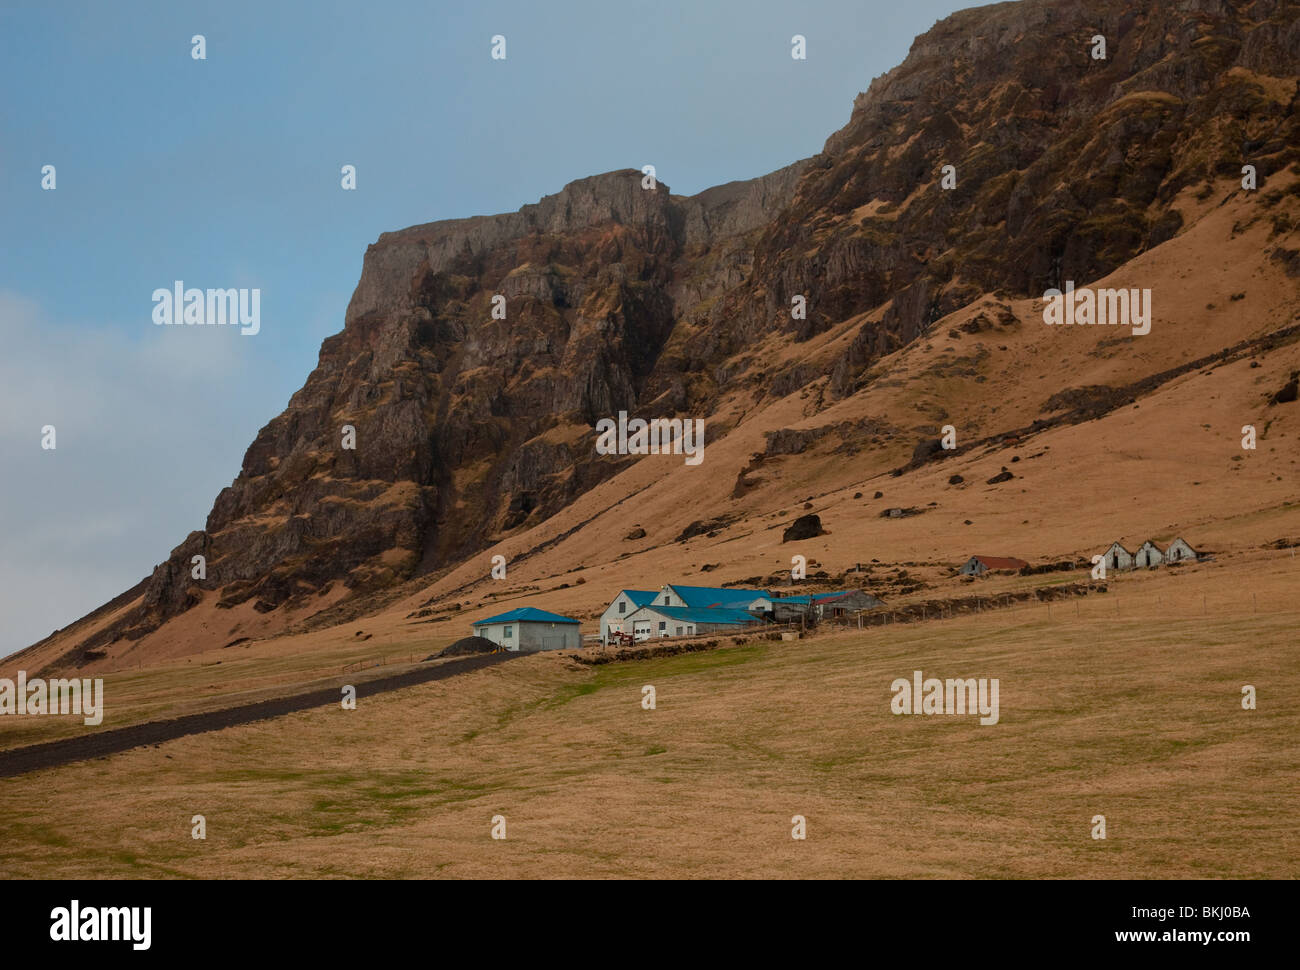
[1, 559, 1295, 879]
[0, 630, 462, 751]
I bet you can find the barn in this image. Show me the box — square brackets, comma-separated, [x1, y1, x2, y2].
[623, 605, 761, 641]
[807, 589, 885, 617]
[1101, 541, 1134, 572]
[657, 585, 773, 611]
[1134, 540, 1165, 569]
[770, 590, 884, 622]
[599, 589, 658, 642]
[1164, 537, 1199, 563]
[471, 607, 581, 652]
[957, 555, 1029, 576]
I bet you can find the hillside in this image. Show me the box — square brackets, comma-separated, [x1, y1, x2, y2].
[7, 0, 1298, 676]
[3, 556, 1297, 878]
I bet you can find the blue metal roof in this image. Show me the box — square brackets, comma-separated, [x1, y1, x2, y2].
[667, 585, 772, 608]
[473, 606, 580, 626]
[633, 605, 760, 625]
[618, 590, 660, 608]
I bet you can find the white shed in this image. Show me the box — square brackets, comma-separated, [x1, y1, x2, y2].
[1134, 540, 1165, 569]
[1101, 541, 1134, 572]
[1164, 537, 1199, 563]
[471, 607, 581, 652]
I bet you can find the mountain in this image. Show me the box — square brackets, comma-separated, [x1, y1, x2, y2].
[10, 0, 1298, 674]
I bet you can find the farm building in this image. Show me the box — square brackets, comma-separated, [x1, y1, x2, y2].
[1101, 541, 1134, 572]
[471, 607, 581, 652]
[1134, 540, 1165, 569]
[957, 555, 1029, 576]
[656, 585, 773, 611]
[599, 589, 659, 642]
[1164, 537, 1199, 563]
[769, 590, 885, 622]
[623, 605, 761, 641]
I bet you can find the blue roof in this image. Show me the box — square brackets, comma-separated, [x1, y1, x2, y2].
[667, 585, 772, 608]
[633, 605, 760, 625]
[473, 607, 579, 626]
[618, 590, 660, 608]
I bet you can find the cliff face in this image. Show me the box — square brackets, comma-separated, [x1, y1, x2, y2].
[742, 0, 1300, 394]
[126, 160, 814, 634]
[39, 0, 1299, 662]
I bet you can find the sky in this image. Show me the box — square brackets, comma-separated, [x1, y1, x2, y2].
[0, 0, 975, 656]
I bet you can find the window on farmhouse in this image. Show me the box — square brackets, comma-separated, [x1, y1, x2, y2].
[618, 601, 626, 613]
[658, 621, 666, 631]
[504, 626, 513, 638]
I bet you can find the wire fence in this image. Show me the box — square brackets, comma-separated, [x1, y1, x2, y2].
[815, 583, 1299, 632]
[341, 652, 421, 674]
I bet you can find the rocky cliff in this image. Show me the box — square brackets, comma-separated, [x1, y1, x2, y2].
[27, 0, 1299, 668]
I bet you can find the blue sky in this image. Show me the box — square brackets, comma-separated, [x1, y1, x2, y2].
[0, 0, 972, 655]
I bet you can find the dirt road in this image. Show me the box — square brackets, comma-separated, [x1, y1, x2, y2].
[0, 652, 516, 779]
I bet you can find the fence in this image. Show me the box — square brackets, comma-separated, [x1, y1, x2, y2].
[341, 652, 420, 674]
[814, 582, 1298, 632]
[596, 622, 803, 650]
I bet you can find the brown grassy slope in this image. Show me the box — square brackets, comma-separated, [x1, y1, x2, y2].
[0, 556, 1295, 878]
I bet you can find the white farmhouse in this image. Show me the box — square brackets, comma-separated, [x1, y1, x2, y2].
[600, 590, 659, 643]
[623, 605, 762, 641]
[657, 584, 773, 611]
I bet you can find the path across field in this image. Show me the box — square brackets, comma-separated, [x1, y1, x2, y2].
[0, 652, 516, 779]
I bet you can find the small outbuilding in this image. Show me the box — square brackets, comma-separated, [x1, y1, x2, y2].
[958, 555, 1029, 576]
[769, 590, 884, 622]
[1101, 541, 1134, 572]
[1134, 540, 1165, 569]
[1163, 537, 1199, 564]
[471, 607, 581, 652]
